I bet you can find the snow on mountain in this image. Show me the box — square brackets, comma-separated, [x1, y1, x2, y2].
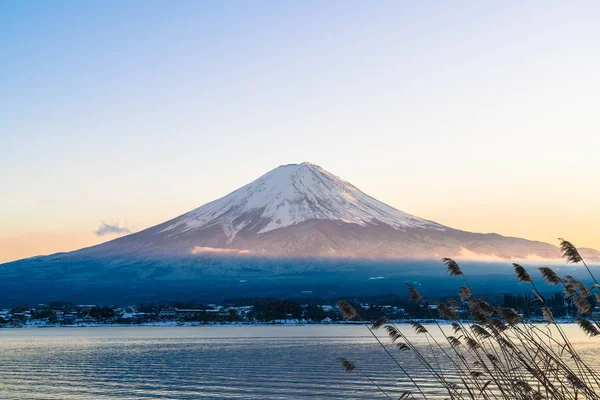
[65, 162, 598, 261]
[159, 162, 445, 242]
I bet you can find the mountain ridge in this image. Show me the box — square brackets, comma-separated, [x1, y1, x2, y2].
[44, 162, 597, 262]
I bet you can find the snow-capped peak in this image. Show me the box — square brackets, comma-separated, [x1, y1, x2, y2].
[161, 162, 445, 241]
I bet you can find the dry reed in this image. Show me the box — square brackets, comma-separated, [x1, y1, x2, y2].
[337, 239, 600, 399]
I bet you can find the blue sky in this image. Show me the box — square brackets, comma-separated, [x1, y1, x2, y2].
[2, 1, 600, 261]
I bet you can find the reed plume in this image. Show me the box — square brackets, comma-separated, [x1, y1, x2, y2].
[446, 298, 458, 309]
[468, 299, 493, 322]
[336, 300, 357, 320]
[573, 294, 592, 314]
[411, 322, 427, 334]
[513, 263, 532, 283]
[559, 238, 583, 264]
[436, 302, 457, 321]
[539, 266, 562, 285]
[542, 306, 554, 321]
[385, 325, 401, 342]
[488, 318, 508, 333]
[451, 322, 461, 333]
[406, 283, 422, 301]
[447, 336, 461, 347]
[496, 307, 522, 325]
[577, 318, 600, 337]
[442, 258, 462, 276]
[396, 342, 410, 352]
[559, 238, 599, 286]
[336, 249, 600, 400]
[372, 316, 388, 330]
[337, 357, 356, 373]
[470, 324, 491, 340]
[337, 357, 396, 400]
[459, 286, 472, 302]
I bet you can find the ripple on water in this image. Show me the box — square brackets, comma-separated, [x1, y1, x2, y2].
[0, 325, 597, 399]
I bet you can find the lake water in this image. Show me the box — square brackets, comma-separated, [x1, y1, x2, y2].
[0, 325, 598, 399]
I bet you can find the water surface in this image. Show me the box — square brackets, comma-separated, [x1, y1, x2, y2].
[0, 325, 597, 399]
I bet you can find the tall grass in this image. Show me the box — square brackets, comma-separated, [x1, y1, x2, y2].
[337, 239, 600, 399]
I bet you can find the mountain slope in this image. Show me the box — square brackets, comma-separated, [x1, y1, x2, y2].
[162, 162, 444, 239]
[72, 162, 595, 260]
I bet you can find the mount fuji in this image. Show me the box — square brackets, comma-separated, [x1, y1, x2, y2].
[3, 162, 600, 304]
[69, 162, 596, 260]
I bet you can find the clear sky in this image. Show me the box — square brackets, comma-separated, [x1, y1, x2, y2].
[2, 1, 600, 262]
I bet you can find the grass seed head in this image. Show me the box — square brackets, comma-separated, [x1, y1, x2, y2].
[406, 283, 422, 301]
[437, 302, 458, 321]
[497, 307, 522, 325]
[459, 286, 472, 302]
[336, 300, 357, 320]
[539, 267, 562, 285]
[559, 238, 583, 264]
[513, 263, 532, 283]
[577, 318, 600, 337]
[371, 316, 387, 330]
[443, 258, 463, 276]
[337, 357, 356, 373]
[411, 321, 428, 334]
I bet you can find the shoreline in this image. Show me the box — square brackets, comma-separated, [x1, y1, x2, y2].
[2, 318, 577, 329]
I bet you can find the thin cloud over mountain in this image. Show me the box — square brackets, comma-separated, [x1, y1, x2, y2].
[94, 222, 132, 237]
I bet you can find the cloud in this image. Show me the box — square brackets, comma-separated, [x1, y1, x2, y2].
[191, 246, 251, 255]
[94, 222, 132, 237]
[456, 247, 563, 262]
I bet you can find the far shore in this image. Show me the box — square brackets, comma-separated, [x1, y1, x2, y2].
[1, 318, 577, 329]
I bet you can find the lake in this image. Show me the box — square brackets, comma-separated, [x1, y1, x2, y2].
[0, 325, 598, 399]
